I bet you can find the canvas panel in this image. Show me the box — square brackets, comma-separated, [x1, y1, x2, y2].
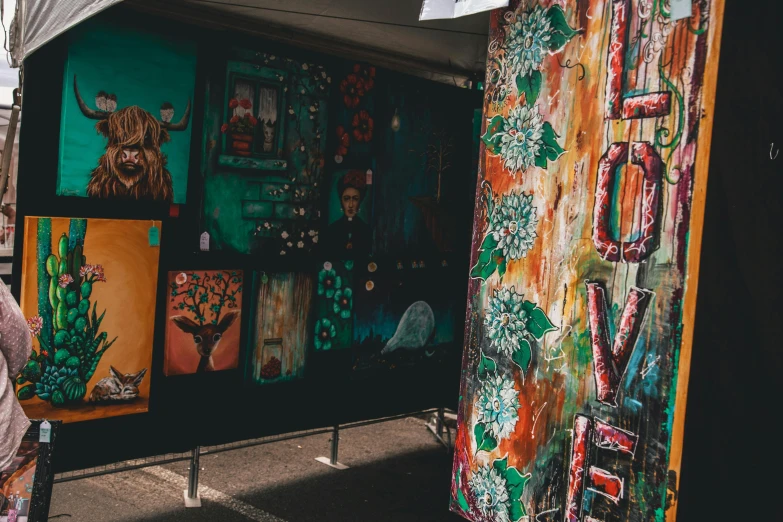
[164, 270, 244, 376]
[18, 218, 160, 423]
[450, 1, 724, 521]
[57, 16, 196, 203]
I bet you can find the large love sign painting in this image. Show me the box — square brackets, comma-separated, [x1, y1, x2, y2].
[451, 1, 724, 521]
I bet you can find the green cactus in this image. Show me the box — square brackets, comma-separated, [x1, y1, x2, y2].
[18, 219, 119, 407]
[17, 385, 36, 401]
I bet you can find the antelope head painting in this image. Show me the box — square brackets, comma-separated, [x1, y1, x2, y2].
[170, 310, 240, 373]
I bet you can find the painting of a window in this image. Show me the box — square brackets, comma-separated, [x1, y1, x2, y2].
[222, 62, 287, 162]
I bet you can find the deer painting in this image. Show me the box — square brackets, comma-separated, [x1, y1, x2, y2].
[166, 271, 243, 375]
[170, 311, 240, 372]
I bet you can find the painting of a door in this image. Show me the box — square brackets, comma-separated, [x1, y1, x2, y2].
[450, 1, 725, 521]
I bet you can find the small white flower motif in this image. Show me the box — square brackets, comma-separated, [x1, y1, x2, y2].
[504, 5, 553, 81]
[327, 77, 332, 83]
[469, 465, 511, 522]
[312, 236, 319, 244]
[297, 241, 305, 248]
[284, 184, 290, 190]
[281, 231, 289, 239]
[301, 88, 306, 94]
[280, 250, 287, 255]
[264, 222, 271, 229]
[300, 145, 306, 151]
[485, 285, 530, 357]
[300, 232, 305, 238]
[324, 262, 333, 270]
[489, 191, 538, 260]
[288, 107, 295, 115]
[308, 230, 316, 237]
[302, 63, 309, 70]
[299, 208, 306, 216]
[270, 55, 276, 60]
[498, 104, 544, 174]
[476, 374, 520, 441]
[287, 242, 293, 247]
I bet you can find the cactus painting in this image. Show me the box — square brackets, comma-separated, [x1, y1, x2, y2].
[19, 217, 160, 423]
[164, 270, 243, 376]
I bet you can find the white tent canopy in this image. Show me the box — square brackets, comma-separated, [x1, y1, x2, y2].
[12, 0, 490, 84]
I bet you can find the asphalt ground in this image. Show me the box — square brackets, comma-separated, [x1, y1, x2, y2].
[48, 417, 465, 521]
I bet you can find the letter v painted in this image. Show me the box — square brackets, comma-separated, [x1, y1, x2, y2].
[585, 282, 654, 406]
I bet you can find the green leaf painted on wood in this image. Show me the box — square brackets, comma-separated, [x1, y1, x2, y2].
[526, 304, 558, 340]
[541, 122, 566, 162]
[511, 338, 533, 372]
[534, 152, 548, 169]
[492, 455, 509, 474]
[497, 254, 508, 282]
[505, 468, 531, 500]
[475, 423, 498, 453]
[509, 499, 528, 521]
[470, 235, 500, 280]
[482, 115, 506, 154]
[478, 351, 497, 380]
[516, 70, 542, 107]
[454, 466, 470, 512]
[546, 4, 579, 51]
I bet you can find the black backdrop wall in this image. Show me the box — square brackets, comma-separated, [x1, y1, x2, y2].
[11, 6, 480, 473]
[678, 1, 782, 520]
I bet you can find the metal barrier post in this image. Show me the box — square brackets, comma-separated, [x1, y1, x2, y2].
[183, 446, 202, 507]
[316, 425, 349, 470]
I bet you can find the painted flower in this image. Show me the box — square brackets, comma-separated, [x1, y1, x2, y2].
[229, 98, 239, 109]
[353, 63, 376, 91]
[79, 265, 91, 278]
[58, 274, 74, 288]
[489, 191, 538, 260]
[485, 286, 529, 356]
[27, 316, 43, 337]
[352, 110, 374, 142]
[336, 125, 351, 156]
[246, 114, 258, 126]
[318, 268, 342, 298]
[468, 464, 511, 522]
[230, 115, 239, 124]
[333, 288, 353, 319]
[498, 105, 544, 173]
[220, 123, 229, 133]
[340, 74, 365, 108]
[314, 318, 337, 350]
[504, 5, 553, 81]
[92, 265, 107, 282]
[476, 374, 520, 441]
[239, 98, 252, 110]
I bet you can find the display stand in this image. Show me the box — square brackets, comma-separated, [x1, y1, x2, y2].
[183, 446, 201, 508]
[315, 425, 349, 470]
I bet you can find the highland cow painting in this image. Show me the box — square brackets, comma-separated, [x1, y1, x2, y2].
[164, 270, 243, 376]
[57, 15, 196, 203]
[451, 1, 724, 522]
[19, 218, 160, 423]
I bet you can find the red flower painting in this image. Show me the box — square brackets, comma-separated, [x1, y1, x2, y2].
[352, 110, 374, 142]
[353, 63, 376, 92]
[336, 125, 351, 155]
[340, 74, 365, 108]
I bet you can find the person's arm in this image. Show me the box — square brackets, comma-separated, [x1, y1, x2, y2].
[0, 282, 31, 378]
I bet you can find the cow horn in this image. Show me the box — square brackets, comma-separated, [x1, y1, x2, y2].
[161, 99, 191, 131]
[73, 75, 110, 120]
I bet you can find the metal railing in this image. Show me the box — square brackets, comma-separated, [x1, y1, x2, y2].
[53, 407, 453, 505]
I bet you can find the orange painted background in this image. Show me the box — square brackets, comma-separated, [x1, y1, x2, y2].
[20, 217, 160, 423]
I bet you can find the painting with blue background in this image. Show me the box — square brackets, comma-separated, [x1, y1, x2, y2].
[57, 14, 196, 203]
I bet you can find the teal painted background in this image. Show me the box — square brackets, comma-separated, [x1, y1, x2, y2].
[58, 15, 196, 203]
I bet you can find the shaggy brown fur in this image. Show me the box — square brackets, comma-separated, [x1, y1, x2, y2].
[86, 106, 174, 202]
